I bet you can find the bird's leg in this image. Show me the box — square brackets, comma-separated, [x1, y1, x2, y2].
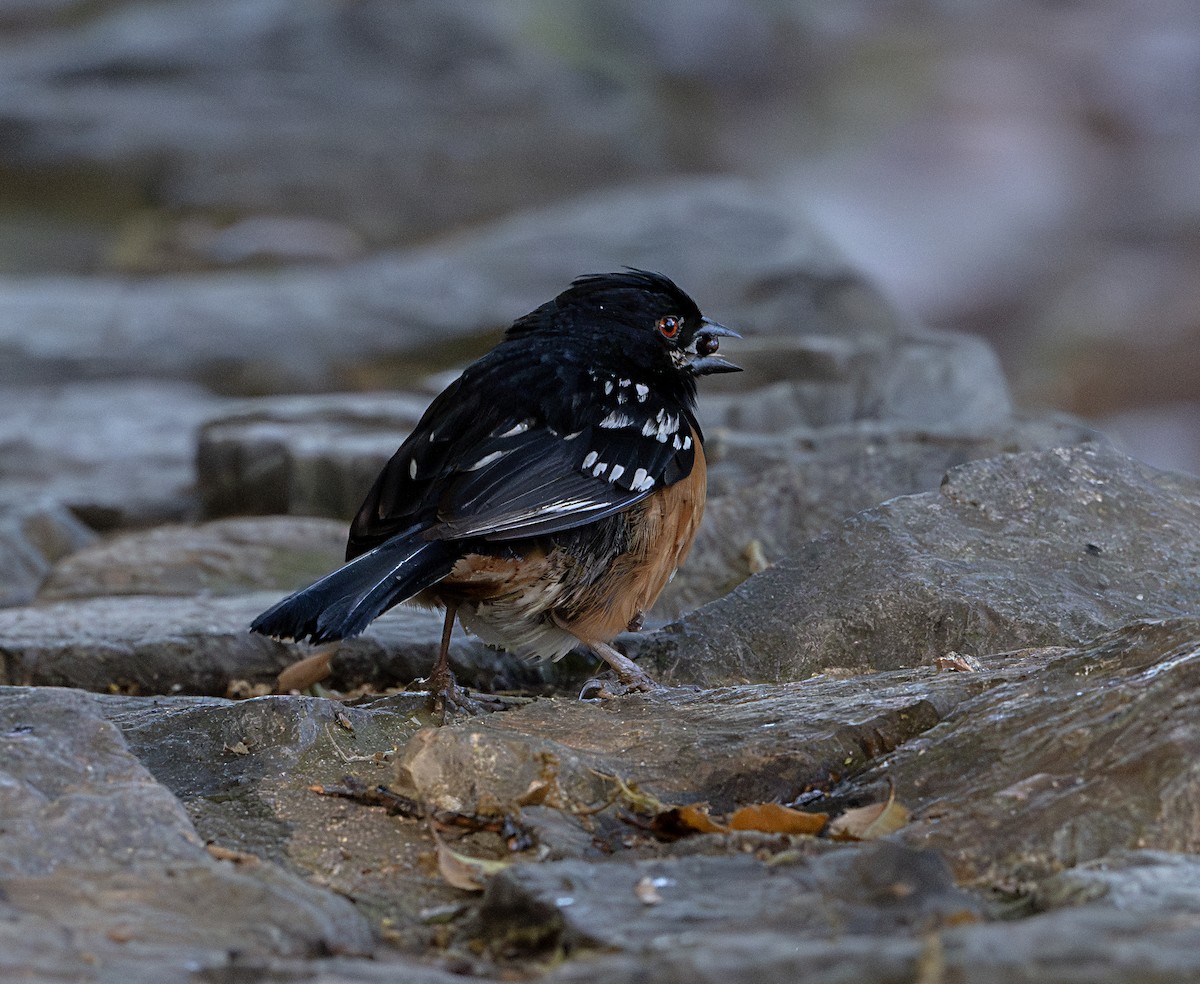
[427, 601, 462, 706]
[584, 640, 661, 697]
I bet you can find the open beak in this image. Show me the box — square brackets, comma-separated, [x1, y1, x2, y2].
[687, 318, 742, 375]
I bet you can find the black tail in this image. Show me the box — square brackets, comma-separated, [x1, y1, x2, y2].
[250, 533, 456, 644]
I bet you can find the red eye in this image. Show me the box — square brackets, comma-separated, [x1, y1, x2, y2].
[657, 315, 680, 338]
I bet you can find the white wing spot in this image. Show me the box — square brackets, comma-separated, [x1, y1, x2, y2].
[619, 378, 631, 388]
[631, 467, 654, 492]
[635, 383, 649, 402]
[682, 435, 692, 450]
[608, 464, 625, 483]
[604, 380, 613, 395]
[408, 458, 418, 480]
[599, 410, 633, 429]
[592, 461, 608, 478]
[495, 420, 531, 438]
[643, 408, 678, 442]
[582, 450, 599, 469]
[672, 434, 682, 449]
[465, 450, 507, 471]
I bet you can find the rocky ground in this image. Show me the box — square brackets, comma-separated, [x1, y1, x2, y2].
[2, 4, 1200, 981]
[2, 180, 1199, 983]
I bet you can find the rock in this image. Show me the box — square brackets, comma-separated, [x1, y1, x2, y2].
[175, 214, 369, 268]
[0, 0, 658, 246]
[699, 327, 1012, 433]
[0, 499, 96, 607]
[659, 416, 1101, 617]
[90, 686, 525, 959]
[0, 592, 542, 696]
[0, 380, 231, 529]
[0, 180, 901, 393]
[871, 617, 1200, 883]
[7, 613, 1200, 981]
[0, 687, 374, 981]
[641, 445, 1200, 685]
[0, 594, 295, 695]
[476, 844, 981, 955]
[39, 515, 346, 600]
[540, 859, 1200, 984]
[393, 678, 972, 820]
[196, 393, 430, 518]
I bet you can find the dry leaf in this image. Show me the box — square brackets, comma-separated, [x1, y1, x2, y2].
[432, 830, 512, 892]
[828, 783, 911, 841]
[276, 645, 335, 693]
[728, 802, 827, 836]
[651, 804, 729, 838]
[226, 678, 271, 700]
[936, 652, 983, 672]
[206, 844, 261, 866]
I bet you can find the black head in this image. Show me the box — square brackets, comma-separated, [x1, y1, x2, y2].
[508, 269, 741, 379]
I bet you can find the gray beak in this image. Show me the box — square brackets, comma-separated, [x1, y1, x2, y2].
[687, 318, 742, 375]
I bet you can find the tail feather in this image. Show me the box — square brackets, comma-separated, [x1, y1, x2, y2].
[250, 533, 455, 644]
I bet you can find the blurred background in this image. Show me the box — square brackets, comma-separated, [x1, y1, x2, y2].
[1, 0, 1198, 477]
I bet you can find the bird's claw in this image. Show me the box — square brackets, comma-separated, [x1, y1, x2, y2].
[417, 665, 485, 720]
[579, 670, 662, 700]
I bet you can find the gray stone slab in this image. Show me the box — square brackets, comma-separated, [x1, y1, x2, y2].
[640, 445, 1200, 684]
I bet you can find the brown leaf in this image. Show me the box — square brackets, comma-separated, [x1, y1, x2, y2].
[432, 830, 512, 892]
[828, 784, 911, 841]
[651, 804, 729, 838]
[728, 802, 828, 836]
[935, 651, 983, 672]
[206, 843, 261, 866]
[276, 645, 335, 693]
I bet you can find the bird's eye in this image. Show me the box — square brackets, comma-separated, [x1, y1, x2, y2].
[657, 315, 680, 339]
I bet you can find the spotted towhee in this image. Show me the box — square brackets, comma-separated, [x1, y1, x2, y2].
[250, 270, 740, 699]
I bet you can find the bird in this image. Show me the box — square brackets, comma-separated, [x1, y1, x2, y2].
[250, 269, 740, 704]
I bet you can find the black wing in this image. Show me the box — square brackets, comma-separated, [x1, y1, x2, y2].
[348, 354, 698, 556]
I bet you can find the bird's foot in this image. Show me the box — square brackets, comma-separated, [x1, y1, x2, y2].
[580, 641, 663, 699]
[420, 666, 496, 720]
[578, 671, 661, 699]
